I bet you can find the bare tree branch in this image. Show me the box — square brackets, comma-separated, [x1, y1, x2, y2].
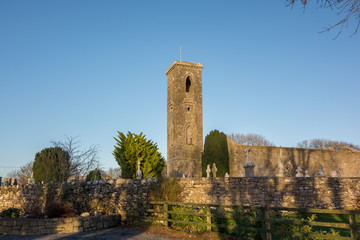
[287, 0, 360, 37]
[228, 133, 274, 146]
[51, 136, 100, 181]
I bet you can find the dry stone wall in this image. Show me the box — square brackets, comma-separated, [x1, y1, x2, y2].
[0, 179, 152, 218]
[0, 178, 359, 216]
[0, 215, 120, 235]
[179, 178, 360, 209]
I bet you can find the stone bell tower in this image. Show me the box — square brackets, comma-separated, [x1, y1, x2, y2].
[166, 61, 203, 177]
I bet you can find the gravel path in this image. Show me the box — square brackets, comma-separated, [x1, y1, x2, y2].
[0, 227, 178, 240]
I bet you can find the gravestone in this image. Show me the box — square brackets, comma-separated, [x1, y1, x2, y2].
[136, 161, 142, 179]
[314, 164, 326, 177]
[206, 164, 211, 178]
[243, 148, 255, 177]
[225, 172, 229, 178]
[285, 161, 294, 177]
[331, 171, 340, 177]
[295, 167, 303, 177]
[212, 163, 217, 178]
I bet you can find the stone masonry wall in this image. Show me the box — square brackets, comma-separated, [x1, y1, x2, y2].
[0, 215, 120, 235]
[179, 178, 360, 209]
[1, 178, 360, 213]
[0, 179, 152, 219]
[227, 138, 360, 178]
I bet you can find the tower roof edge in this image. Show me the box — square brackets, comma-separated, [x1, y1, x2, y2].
[166, 61, 203, 75]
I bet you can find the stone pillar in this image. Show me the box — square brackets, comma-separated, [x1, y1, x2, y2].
[243, 161, 255, 177]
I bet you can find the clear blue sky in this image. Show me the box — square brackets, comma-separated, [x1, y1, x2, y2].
[1, 1, 359, 177]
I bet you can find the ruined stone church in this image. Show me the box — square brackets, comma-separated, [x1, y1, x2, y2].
[166, 61, 360, 178]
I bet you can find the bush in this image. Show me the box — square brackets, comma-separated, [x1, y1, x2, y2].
[212, 207, 261, 239]
[33, 147, 70, 184]
[148, 177, 183, 202]
[45, 202, 75, 218]
[170, 206, 207, 232]
[0, 208, 23, 218]
[86, 168, 102, 182]
[275, 212, 340, 240]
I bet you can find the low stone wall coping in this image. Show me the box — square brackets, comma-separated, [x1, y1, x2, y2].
[0, 214, 121, 235]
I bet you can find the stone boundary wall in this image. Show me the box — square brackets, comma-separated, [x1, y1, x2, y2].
[0, 179, 152, 218]
[0, 178, 359, 217]
[0, 215, 120, 235]
[179, 178, 360, 209]
[227, 138, 360, 177]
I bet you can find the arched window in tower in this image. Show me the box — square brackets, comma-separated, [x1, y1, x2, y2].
[186, 76, 191, 92]
[186, 124, 193, 145]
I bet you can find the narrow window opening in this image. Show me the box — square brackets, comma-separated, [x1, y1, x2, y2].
[187, 107, 190, 111]
[186, 77, 191, 92]
[186, 125, 193, 145]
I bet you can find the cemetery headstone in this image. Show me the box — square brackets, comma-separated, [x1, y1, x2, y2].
[136, 161, 142, 179]
[206, 164, 211, 178]
[295, 167, 303, 177]
[212, 163, 217, 177]
[243, 148, 255, 177]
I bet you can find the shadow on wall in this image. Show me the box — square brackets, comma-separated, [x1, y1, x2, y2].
[0, 179, 153, 237]
[228, 138, 360, 177]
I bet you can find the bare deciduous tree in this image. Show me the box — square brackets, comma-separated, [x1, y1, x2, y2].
[103, 167, 122, 180]
[51, 136, 99, 181]
[297, 138, 360, 151]
[7, 161, 33, 185]
[228, 133, 274, 146]
[287, 0, 360, 37]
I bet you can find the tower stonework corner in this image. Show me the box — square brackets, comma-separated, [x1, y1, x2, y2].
[166, 61, 203, 177]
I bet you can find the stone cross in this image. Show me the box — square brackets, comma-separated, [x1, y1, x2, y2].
[243, 147, 255, 177]
[206, 164, 211, 178]
[212, 163, 217, 178]
[246, 147, 251, 161]
[315, 164, 326, 177]
[136, 161, 142, 179]
[295, 167, 303, 177]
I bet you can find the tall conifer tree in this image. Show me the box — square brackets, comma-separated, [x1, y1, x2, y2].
[202, 130, 229, 177]
[113, 131, 165, 179]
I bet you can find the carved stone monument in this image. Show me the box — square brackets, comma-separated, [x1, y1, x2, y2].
[136, 161, 142, 179]
[243, 148, 255, 177]
[206, 164, 211, 178]
[314, 164, 326, 177]
[212, 163, 217, 178]
[295, 167, 303, 177]
[285, 161, 294, 177]
[225, 172, 229, 178]
[304, 170, 310, 177]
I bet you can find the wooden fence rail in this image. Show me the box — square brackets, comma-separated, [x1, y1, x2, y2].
[137, 201, 360, 240]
